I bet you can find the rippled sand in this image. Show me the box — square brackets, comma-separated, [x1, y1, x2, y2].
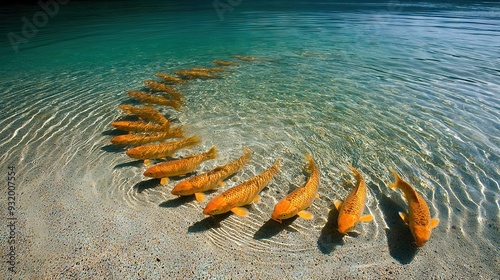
[1, 56, 498, 279]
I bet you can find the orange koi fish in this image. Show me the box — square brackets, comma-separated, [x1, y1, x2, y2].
[189, 67, 225, 73]
[143, 146, 217, 185]
[110, 120, 170, 133]
[174, 70, 219, 79]
[143, 80, 184, 100]
[234, 55, 258, 62]
[171, 147, 252, 202]
[118, 105, 169, 125]
[110, 127, 184, 146]
[154, 73, 185, 84]
[335, 165, 374, 234]
[271, 154, 320, 222]
[203, 158, 281, 217]
[389, 169, 439, 246]
[213, 60, 239, 66]
[127, 91, 183, 110]
[126, 136, 200, 164]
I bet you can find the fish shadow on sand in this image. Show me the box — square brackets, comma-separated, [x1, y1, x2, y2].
[188, 213, 232, 233]
[168, 173, 197, 182]
[101, 144, 127, 154]
[159, 196, 195, 208]
[253, 217, 298, 240]
[378, 192, 418, 264]
[133, 178, 159, 193]
[101, 129, 127, 136]
[114, 160, 144, 169]
[317, 205, 345, 254]
[166, 189, 219, 208]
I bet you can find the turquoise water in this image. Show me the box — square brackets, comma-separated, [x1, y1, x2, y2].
[1, 0, 499, 278]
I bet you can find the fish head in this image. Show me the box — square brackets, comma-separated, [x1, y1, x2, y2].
[171, 181, 194, 196]
[143, 168, 156, 178]
[411, 224, 431, 247]
[337, 214, 356, 234]
[125, 149, 139, 158]
[110, 136, 124, 144]
[271, 199, 298, 223]
[203, 196, 228, 216]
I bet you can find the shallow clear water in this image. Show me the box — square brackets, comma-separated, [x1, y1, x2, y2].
[1, 0, 499, 278]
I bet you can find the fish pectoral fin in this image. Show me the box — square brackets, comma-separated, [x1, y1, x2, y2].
[194, 193, 206, 202]
[144, 159, 151, 166]
[217, 181, 225, 187]
[251, 195, 260, 203]
[431, 218, 440, 229]
[359, 214, 374, 222]
[334, 200, 342, 210]
[297, 210, 314, 220]
[160, 178, 169, 185]
[315, 193, 320, 198]
[399, 212, 409, 224]
[230, 207, 249, 217]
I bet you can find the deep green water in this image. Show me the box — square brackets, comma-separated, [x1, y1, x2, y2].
[0, 0, 499, 277]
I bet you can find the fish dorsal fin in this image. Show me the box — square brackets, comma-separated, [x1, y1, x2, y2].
[404, 182, 420, 203]
[212, 166, 226, 172]
[181, 155, 197, 160]
[353, 183, 362, 195]
[348, 165, 364, 195]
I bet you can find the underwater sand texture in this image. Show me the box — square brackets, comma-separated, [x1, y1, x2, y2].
[1, 56, 498, 279]
[1, 1, 499, 279]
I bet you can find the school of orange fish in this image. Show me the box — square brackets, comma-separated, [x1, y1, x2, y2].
[107, 55, 439, 247]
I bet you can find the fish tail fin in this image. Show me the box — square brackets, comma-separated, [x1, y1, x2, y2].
[241, 147, 252, 164]
[119, 104, 132, 114]
[207, 146, 217, 159]
[273, 157, 282, 172]
[160, 121, 171, 130]
[348, 165, 362, 181]
[388, 168, 402, 190]
[170, 126, 185, 138]
[304, 153, 316, 174]
[172, 100, 183, 111]
[186, 136, 201, 147]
